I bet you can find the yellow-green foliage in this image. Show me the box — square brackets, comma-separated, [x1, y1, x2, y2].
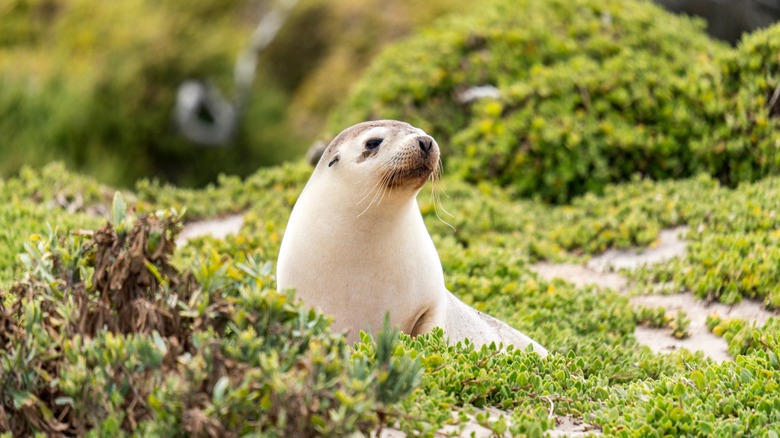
[0, 164, 107, 285]
[263, 0, 475, 137]
[2, 164, 780, 435]
[630, 176, 780, 309]
[709, 316, 780, 358]
[0, 202, 421, 436]
[0, 0, 305, 187]
[328, 0, 780, 202]
[693, 24, 780, 185]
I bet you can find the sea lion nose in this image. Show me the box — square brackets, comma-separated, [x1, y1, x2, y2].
[417, 136, 434, 155]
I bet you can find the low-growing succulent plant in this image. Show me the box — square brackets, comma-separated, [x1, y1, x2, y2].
[3, 162, 780, 435]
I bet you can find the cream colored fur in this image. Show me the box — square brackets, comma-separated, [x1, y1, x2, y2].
[277, 120, 547, 356]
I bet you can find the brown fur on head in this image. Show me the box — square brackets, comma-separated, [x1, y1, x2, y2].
[318, 120, 440, 191]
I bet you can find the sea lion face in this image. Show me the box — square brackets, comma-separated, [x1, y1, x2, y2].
[320, 120, 440, 192]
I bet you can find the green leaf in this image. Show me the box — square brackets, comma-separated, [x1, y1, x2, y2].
[112, 191, 127, 226]
[145, 260, 167, 288]
[690, 370, 705, 391]
[669, 407, 685, 423]
[10, 391, 34, 409]
[151, 330, 168, 356]
[213, 376, 229, 404]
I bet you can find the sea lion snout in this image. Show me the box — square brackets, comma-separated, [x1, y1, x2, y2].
[417, 135, 434, 155]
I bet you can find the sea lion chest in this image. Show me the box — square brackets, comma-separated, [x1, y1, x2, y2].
[277, 188, 445, 337]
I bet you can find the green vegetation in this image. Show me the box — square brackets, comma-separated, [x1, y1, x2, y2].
[0, 164, 107, 285]
[264, 0, 475, 138]
[0, 0, 306, 187]
[3, 0, 780, 435]
[633, 306, 690, 339]
[0, 0, 476, 187]
[328, 0, 780, 202]
[629, 176, 780, 309]
[2, 163, 780, 435]
[695, 23, 780, 185]
[709, 315, 780, 358]
[0, 195, 422, 435]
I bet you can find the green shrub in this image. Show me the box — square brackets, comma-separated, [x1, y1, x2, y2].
[328, 0, 780, 203]
[710, 317, 780, 357]
[630, 175, 780, 308]
[263, 0, 474, 137]
[0, 0, 306, 187]
[0, 199, 421, 436]
[327, 0, 726, 202]
[683, 231, 780, 306]
[692, 24, 780, 186]
[0, 164, 109, 286]
[595, 350, 780, 436]
[634, 305, 672, 329]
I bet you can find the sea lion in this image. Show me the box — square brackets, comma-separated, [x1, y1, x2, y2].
[276, 120, 547, 356]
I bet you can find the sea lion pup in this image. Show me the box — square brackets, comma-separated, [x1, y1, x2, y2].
[277, 120, 547, 356]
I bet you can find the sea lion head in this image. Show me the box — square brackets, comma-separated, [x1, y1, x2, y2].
[317, 120, 440, 192]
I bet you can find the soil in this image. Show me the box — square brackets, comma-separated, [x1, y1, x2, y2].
[531, 226, 778, 362]
[176, 214, 244, 245]
[377, 410, 600, 437]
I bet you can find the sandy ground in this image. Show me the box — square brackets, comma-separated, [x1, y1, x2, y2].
[377, 410, 597, 438]
[532, 226, 778, 362]
[176, 214, 244, 246]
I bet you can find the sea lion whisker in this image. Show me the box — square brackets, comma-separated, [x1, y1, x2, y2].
[376, 169, 395, 203]
[359, 167, 394, 214]
[357, 174, 385, 204]
[430, 177, 455, 230]
[432, 157, 451, 215]
[356, 161, 393, 190]
[358, 175, 386, 213]
[356, 171, 393, 217]
[375, 173, 392, 207]
[434, 169, 453, 218]
[356, 160, 396, 202]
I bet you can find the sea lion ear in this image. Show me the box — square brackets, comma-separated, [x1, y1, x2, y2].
[306, 139, 330, 167]
[328, 155, 340, 167]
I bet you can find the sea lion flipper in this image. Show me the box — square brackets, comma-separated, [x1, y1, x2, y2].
[443, 292, 548, 357]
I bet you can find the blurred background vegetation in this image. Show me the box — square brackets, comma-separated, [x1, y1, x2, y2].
[1, 0, 778, 193]
[0, 0, 473, 187]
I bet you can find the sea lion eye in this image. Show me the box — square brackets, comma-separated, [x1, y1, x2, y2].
[365, 139, 383, 150]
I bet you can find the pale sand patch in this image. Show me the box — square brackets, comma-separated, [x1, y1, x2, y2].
[632, 294, 774, 362]
[586, 226, 689, 273]
[532, 262, 628, 292]
[176, 214, 244, 245]
[377, 409, 601, 437]
[531, 226, 778, 363]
